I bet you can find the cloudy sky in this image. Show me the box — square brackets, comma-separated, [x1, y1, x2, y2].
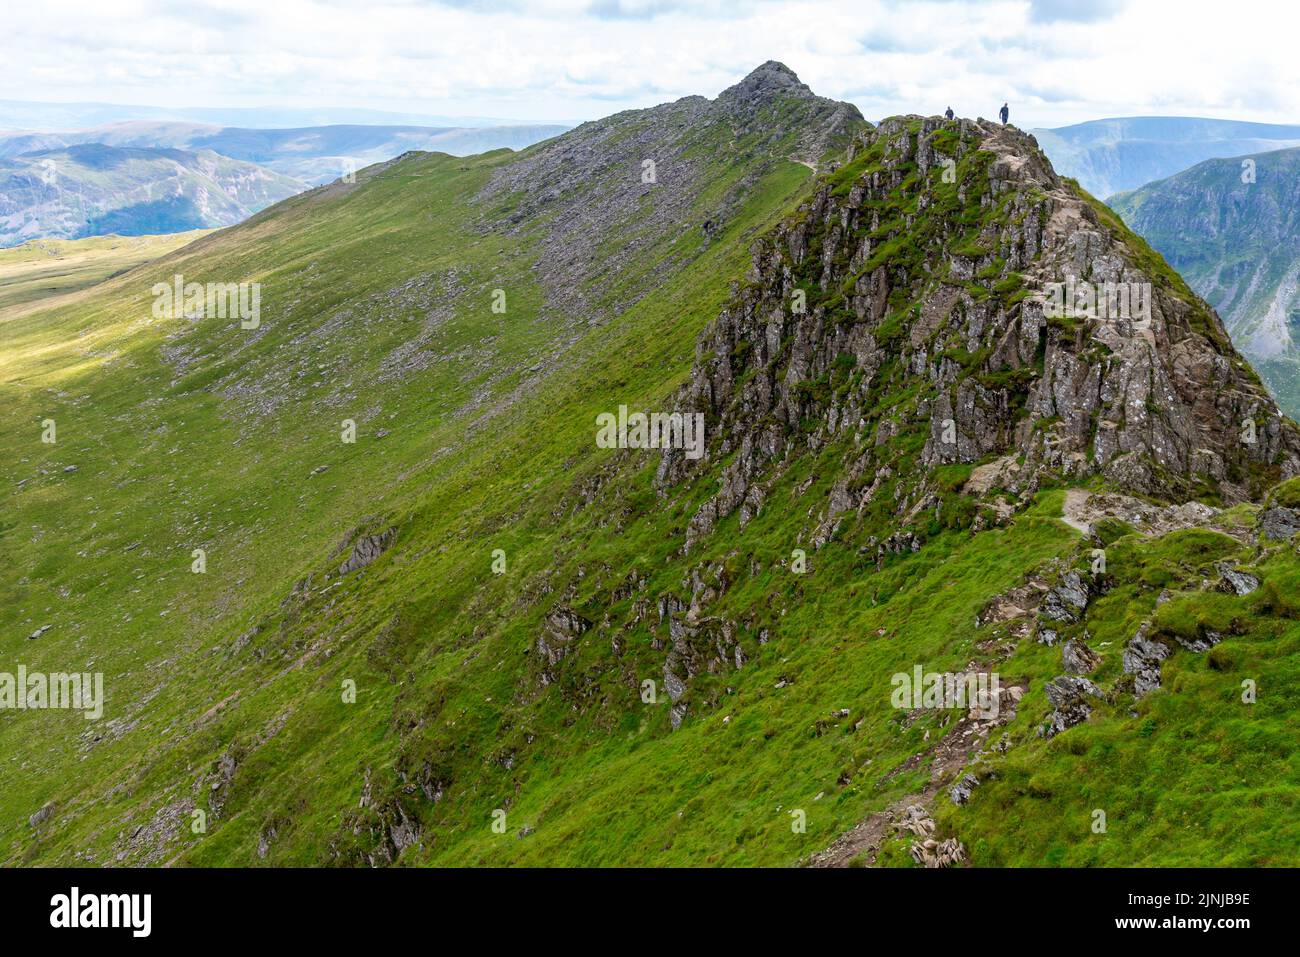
[5, 0, 1297, 128]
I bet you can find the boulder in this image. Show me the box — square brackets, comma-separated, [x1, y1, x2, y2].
[1215, 561, 1260, 597]
[950, 773, 979, 805]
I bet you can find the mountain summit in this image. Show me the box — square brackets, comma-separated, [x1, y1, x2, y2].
[719, 60, 815, 103]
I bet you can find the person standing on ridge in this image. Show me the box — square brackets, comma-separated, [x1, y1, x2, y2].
[944, 106, 954, 120]
[999, 102, 1009, 125]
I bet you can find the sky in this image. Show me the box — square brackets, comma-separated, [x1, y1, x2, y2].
[5, 0, 1298, 129]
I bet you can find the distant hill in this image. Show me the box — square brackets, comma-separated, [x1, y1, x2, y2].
[0, 144, 302, 247]
[1110, 145, 1300, 416]
[1032, 116, 1300, 197]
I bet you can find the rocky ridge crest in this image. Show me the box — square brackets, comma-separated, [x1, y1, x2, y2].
[659, 115, 1300, 549]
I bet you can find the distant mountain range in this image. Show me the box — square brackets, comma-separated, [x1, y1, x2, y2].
[1110, 146, 1300, 416]
[0, 122, 568, 246]
[1032, 116, 1300, 198]
[0, 121, 569, 187]
[0, 144, 302, 246]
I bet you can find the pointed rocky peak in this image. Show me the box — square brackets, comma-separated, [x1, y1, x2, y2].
[714, 61, 865, 164]
[718, 61, 814, 105]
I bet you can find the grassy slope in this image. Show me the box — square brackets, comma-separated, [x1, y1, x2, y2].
[0, 135, 831, 863]
[2, 124, 1297, 867]
[946, 515, 1300, 867]
[0, 232, 211, 314]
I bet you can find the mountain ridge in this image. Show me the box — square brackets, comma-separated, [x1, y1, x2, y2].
[3, 64, 1299, 868]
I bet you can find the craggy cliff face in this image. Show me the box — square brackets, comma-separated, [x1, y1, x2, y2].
[663, 116, 1300, 551]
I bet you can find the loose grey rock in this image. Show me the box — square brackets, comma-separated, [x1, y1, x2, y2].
[910, 837, 967, 868]
[28, 624, 51, 640]
[950, 773, 979, 805]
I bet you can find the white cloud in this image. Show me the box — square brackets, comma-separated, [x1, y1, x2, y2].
[1, 0, 1297, 129]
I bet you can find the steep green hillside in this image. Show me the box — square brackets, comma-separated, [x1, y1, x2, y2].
[1110, 148, 1300, 417]
[3, 65, 1298, 868]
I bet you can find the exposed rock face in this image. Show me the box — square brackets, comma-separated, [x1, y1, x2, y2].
[1040, 572, 1091, 623]
[339, 528, 395, 575]
[536, 607, 592, 684]
[1123, 624, 1172, 696]
[1260, 506, 1300, 541]
[1061, 638, 1101, 675]
[660, 613, 748, 730]
[1040, 675, 1104, 737]
[658, 116, 1300, 548]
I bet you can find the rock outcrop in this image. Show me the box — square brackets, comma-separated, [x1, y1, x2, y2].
[659, 116, 1300, 551]
[1040, 675, 1105, 737]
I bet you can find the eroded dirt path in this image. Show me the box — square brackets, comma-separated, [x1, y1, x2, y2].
[1061, 488, 1092, 534]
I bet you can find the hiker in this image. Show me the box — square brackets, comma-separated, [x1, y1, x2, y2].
[944, 106, 954, 120]
[999, 102, 1009, 125]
